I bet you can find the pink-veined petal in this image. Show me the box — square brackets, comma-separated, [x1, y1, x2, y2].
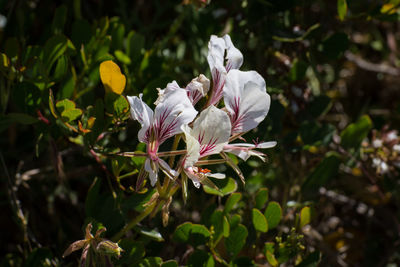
[223, 70, 270, 134]
[154, 81, 180, 105]
[186, 74, 210, 105]
[127, 94, 154, 143]
[207, 34, 243, 107]
[223, 34, 243, 71]
[191, 105, 231, 157]
[153, 88, 198, 144]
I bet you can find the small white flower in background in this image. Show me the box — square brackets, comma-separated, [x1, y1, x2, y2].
[372, 139, 383, 148]
[207, 34, 243, 106]
[393, 144, 400, 153]
[127, 88, 197, 186]
[372, 158, 389, 174]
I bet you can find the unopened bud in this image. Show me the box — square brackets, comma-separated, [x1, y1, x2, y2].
[96, 240, 123, 258]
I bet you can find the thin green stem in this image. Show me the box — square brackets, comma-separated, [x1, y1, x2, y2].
[112, 200, 157, 241]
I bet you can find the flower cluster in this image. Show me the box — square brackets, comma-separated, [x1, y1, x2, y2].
[127, 34, 276, 189]
[363, 128, 400, 175]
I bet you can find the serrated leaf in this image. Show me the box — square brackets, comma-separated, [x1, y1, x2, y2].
[224, 192, 242, 214]
[300, 206, 311, 228]
[264, 202, 282, 230]
[100, 60, 126, 95]
[252, 208, 268, 233]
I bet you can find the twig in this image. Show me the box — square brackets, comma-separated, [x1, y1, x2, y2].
[344, 51, 400, 76]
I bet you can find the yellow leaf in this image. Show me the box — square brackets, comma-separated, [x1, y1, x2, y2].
[99, 60, 126, 95]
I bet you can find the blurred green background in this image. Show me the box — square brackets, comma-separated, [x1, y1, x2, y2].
[1, 0, 400, 266]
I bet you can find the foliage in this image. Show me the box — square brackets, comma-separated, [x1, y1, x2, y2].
[1, 0, 400, 266]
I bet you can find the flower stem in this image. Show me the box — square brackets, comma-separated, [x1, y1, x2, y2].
[111, 200, 158, 241]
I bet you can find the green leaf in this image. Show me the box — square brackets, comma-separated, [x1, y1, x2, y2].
[173, 222, 211, 247]
[53, 55, 68, 80]
[105, 93, 129, 119]
[289, 59, 308, 81]
[340, 115, 372, 149]
[0, 113, 38, 132]
[266, 251, 278, 267]
[224, 192, 242, 213]
[300, 206, 311, 228]
[203, 177, 237, 197]
[136, 228, 164, 242]
[255, 188, 269, 210]
[52, 5, 67, 34]
[43, 35, 68, 74]
[127, 31, 145, 63]
[117, 240, 145, 266]
[161, 260, 178, 267]
[138, 257, 162, 267]
[225, 224, 248, 258]
[297, 251, 321, 267]
[264, 202, 282, 230]
[115, 50, 132, 65]
[211, 211, 230, 241]
[302, 152, 341, 194]
[337, 0, 348, 21]
[252, 208, 268, 233]
[56, 99, 82, 122]
[85, 177, 101, 218]
[321, 32, 349, 60]
[187, 250, 215, 267]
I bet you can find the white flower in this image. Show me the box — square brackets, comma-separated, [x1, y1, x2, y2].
[372, 158, 389, 174]
[154, 75, 210, 106]
[393, 144, 400, 152]
[223, 141, 277, 162]
[372, 139, 383, 148]
[127, 88, 198, 186]
[182, 105, 231, 187]
[207, 34, 243, 106]
[223, 69, 271, 134]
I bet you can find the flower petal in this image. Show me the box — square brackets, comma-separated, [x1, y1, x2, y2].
[127, 94, 154, 143]
[153, 88, 198, 144]
[182, 124, 201, 168]
[191, 105, 231, 157]
[223, 70, 270, 134]
[145, 158, 158, 186]
[186, 74, 210, 104]
[206, 172, 225, 179]
[223, 35, 243, 71]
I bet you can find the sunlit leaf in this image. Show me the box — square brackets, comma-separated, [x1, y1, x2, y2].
[252, 208, 268, 233]
[100, 60, 126, 95]
[264, 201, 282, 230]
